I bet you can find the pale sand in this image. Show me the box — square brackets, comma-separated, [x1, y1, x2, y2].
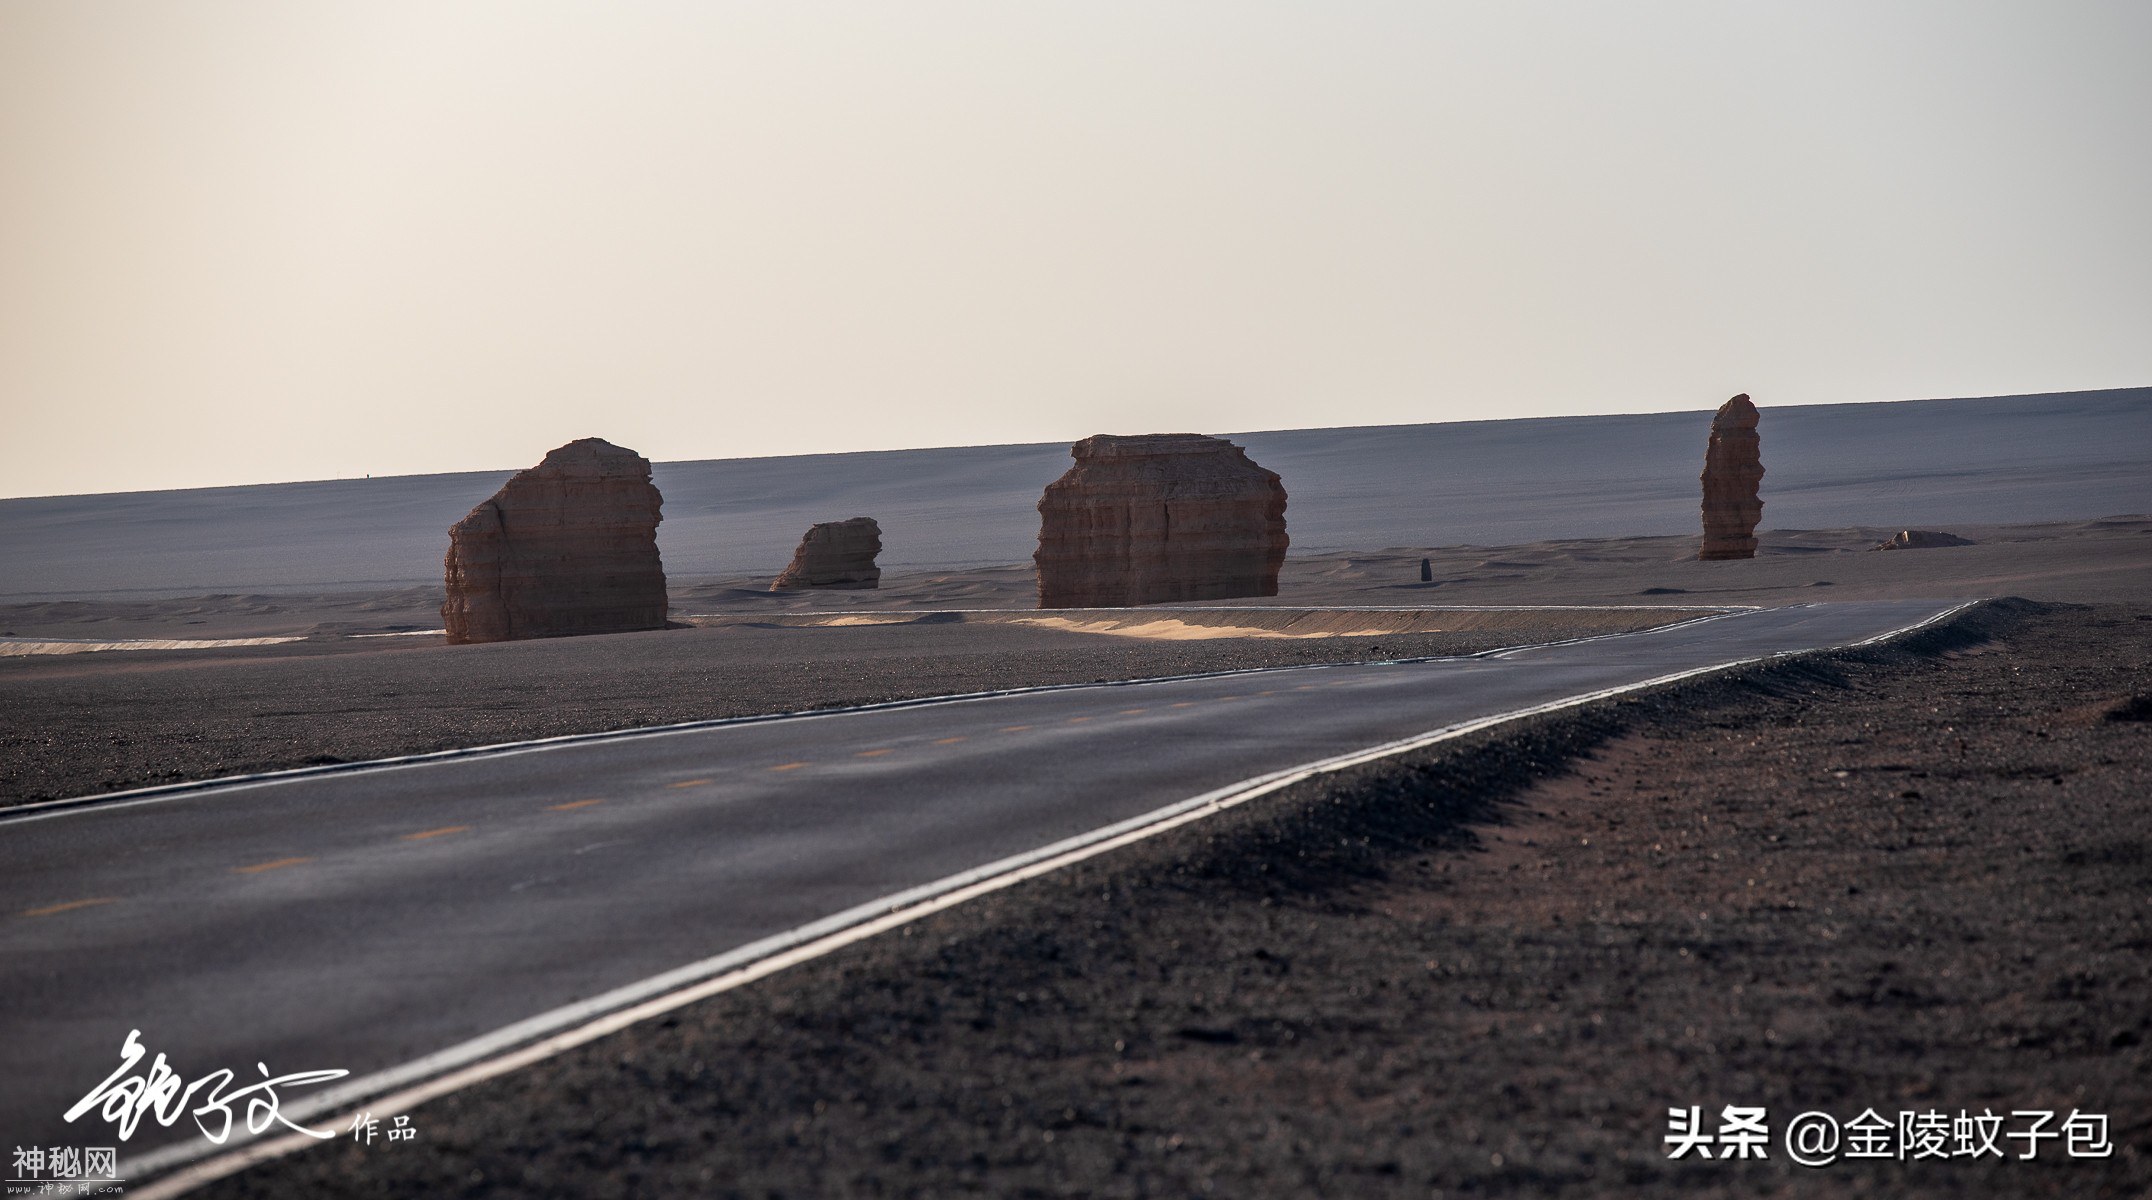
[808, 614, 932, 627]
[707, 606, 1707, 641]
[0, 517, 2142, 650]
[1007, 616, 1398, 640]
[0, 635, 306, 656]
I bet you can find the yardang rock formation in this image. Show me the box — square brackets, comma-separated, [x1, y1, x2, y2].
[1035, 433, 1288, 608]
[772, 517, 883, 590]
[1699, 394, 1764, 561]
[442, 438, 668, 644]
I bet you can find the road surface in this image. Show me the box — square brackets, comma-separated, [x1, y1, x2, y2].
[0, 599, 1961, 1180]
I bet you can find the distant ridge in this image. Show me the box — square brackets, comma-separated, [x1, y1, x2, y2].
[3, 388, 2147, 598]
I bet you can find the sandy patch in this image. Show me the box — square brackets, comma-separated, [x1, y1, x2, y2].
[810, 614, 929, 627]
[0, 636, 306, 657]
[711, 606, 1709, 642]
[1006, 615, 1398, 640]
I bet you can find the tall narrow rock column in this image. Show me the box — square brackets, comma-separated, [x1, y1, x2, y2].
[1698, 394, 1764, 561]
[1035, 433, 1288, 608]
[442, 438, 669, 643]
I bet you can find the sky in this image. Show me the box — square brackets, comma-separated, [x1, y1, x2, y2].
[2, 2, 2148, 499]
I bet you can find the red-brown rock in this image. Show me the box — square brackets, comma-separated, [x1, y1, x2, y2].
[772, 517, 883, 590]
[1699, 395, 1764, 561]
[1035, 433, 1288, 608]
[442, 438, 668, 644]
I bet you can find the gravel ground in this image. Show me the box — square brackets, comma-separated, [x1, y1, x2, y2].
[200, 598, 2152, 1199]
[0, 619, 1651, 806]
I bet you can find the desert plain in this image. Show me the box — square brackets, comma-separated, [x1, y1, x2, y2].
[2, 393, 2148, 1197]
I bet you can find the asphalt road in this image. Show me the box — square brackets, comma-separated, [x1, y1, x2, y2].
[0, 599, 1958, 1177]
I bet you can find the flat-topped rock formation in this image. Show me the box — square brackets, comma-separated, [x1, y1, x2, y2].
[442, 438, 668, 644]
[1035, 433, 1288, 608]
[772, 517, 883, 590]
[1699, 394, 1765, 560]
[1872, 529, 1975, 551]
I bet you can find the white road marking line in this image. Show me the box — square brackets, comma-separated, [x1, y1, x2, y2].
[1845, 600, 1977, 647]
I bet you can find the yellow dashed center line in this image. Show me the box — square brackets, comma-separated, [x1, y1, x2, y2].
[1170, 702, 1198, 708]
[549, 799, 605, 811]
[667, 778, 713, 789]
[401, 826, 470, 842]
[933, 736, 967, 745]
[232, 857, 313, 875]
[1257, 690, 1277, 697]
[1066, 716, 1092, 724]
[22, 897, 117, 918]
[1118, 708, 1147, 715]
[1000, 724, 1033, 733]
[856, 748, 894, 758]
[769, 762, 809, 772]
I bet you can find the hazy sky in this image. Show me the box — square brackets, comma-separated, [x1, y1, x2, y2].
[3, 2, 2147, 498]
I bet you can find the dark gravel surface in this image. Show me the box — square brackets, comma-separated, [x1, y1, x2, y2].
[201, 599, 2152, 1198]
[0, 621, 1624, 806]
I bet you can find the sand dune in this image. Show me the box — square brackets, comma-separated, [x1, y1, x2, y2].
[2, 388, 2146, 599]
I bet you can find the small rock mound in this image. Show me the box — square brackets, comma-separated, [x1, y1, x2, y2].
[772, 517, 883, 590]
[1872, 529, 1975, 551]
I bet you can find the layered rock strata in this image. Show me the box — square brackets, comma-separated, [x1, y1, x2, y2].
[772, 517, 883, 590]
[442, 438, 668, 644]
[1699, 395, 1765, 561]
[1035, 433, 1288, 608]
